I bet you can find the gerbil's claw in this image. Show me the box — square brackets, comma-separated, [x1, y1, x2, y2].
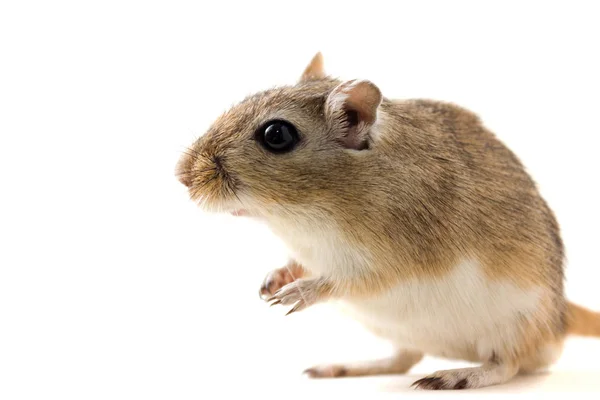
[285, 302, 305, 315]
[263, 278, 324, 313]
[411, 377, 447, 390]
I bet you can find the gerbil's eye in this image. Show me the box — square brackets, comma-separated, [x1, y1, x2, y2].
[256, 120, 299, 153]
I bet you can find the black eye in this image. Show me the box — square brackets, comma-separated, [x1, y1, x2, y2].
[256, 120, 299, 153]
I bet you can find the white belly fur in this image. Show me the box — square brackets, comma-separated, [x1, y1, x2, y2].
[336, 259, 543, 361]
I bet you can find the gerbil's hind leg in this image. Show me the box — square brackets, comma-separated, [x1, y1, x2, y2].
[519, 340, 564, 374]
[304, 349, 423, 378]
[412, 359, 519, 390]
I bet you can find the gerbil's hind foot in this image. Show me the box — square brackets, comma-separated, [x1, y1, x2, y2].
[412, 361, 518, 390]
[304, 349, 423, 378]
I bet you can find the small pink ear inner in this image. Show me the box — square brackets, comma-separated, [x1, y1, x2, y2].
[342, 82, 380, 125]
[327, 80, 382, 150]
[341, 121, 370, 150]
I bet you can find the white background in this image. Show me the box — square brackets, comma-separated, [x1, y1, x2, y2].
[1, 1, 599, 398]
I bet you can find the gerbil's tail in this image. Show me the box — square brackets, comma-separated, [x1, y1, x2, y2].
[567, 301, 600, 337]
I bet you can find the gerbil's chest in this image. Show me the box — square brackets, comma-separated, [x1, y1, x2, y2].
[339, 260, 542, 358]
[269, 218, 371, 279]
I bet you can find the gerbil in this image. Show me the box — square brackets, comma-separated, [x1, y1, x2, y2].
[176, 52, 600, 390]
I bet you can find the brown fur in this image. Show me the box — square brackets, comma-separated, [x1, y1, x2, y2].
[176, 52, 600, 389]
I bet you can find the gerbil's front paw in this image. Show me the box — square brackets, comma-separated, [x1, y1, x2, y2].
[259, 267, 298, 299]
[267, 278, 327, 315]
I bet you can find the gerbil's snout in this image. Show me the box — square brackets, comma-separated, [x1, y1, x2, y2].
[175, 146, 239, 212]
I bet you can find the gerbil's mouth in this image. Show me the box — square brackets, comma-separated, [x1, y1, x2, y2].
[231, 209, 249, 217]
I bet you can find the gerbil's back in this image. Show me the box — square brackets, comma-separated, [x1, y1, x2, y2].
[379, 99, 564, 292]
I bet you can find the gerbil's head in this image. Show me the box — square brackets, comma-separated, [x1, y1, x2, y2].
[176, 53, 384, 220]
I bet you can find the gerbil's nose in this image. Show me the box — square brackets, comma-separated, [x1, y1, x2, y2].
[175, 153, 193, 188]
[177, 172, 192, 188]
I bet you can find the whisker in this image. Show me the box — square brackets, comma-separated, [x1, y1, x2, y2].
[232, 190, 243, 205]
[179, 146, 212, 160]
[179, 145, 197, 154]
[180, 150, 198, 159]
[190, 183, 214, 202]
[225, 179, 244, 206]
[180, 149, 205, 159]
[176, 167, 218, 177]
[192, 175, 217, 192]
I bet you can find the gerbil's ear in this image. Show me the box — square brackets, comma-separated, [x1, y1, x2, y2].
[325, 79, 382, 150]
[299, 52, 325, 82]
